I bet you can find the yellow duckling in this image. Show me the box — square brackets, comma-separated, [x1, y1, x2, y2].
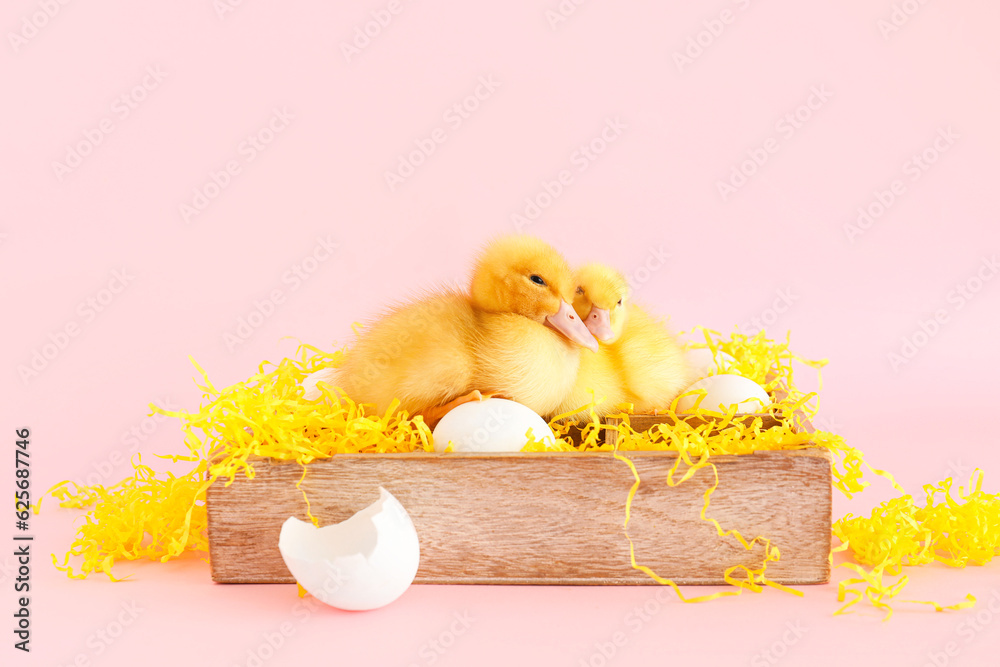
[315, 236, 597, 425]
[555, 263, 691, 417]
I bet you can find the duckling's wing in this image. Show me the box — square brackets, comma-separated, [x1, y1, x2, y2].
[617, 305, 692, 412]
[336, 293, 478, 415]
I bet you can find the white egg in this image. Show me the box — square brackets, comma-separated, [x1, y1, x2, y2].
[278, 487, 419, 611]
[432, 398, 555, 452]
[300, 369, 332, 401]
[676, 373, 771, 414]
[685, 348, 737, 380]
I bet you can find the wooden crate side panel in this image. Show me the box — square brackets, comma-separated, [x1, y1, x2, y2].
[207, 450, 831, 585]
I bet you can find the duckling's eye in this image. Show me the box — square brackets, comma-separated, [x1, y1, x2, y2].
[617, 299, 623, 306]
[530, 274, 546, 286]
[576, 286, 584, 295]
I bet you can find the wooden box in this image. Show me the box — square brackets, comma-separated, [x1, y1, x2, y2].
[207, 413, 832, 585]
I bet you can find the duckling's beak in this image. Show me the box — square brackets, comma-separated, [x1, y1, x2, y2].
[546, 301, 599, 352]
[584, 306, 615, 343]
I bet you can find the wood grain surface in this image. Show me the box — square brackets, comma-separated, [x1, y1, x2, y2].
[207, 447, 832, 585]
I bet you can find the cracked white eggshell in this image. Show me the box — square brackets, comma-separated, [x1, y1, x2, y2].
[676, 373, 771, 414]
[278, 487, 419, 610]
[685, 348, 737, 380]
[432, 398, 555, 453]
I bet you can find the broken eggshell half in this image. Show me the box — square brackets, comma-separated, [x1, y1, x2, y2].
[278, 487, 420, 610]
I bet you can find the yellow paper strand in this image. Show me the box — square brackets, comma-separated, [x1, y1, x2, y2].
[833, 469, 999, 619]
[45, 343, 433, 579]
[44, 327, 1000, 624]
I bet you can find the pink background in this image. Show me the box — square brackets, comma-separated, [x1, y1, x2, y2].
[4, 0, 1000, 665]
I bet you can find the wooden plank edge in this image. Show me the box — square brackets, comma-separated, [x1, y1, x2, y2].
[212, 573, 830, 586]
[253, 446, 834, 467]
